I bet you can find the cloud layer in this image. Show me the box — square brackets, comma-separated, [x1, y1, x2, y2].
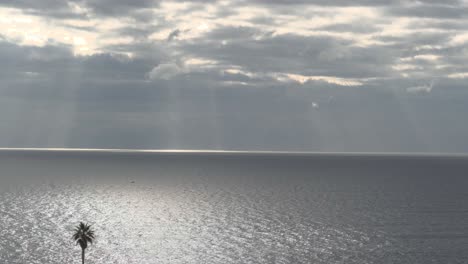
[1, 0, 468, 152]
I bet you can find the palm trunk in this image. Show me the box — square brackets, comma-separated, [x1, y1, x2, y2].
[82, 248, 85, 264]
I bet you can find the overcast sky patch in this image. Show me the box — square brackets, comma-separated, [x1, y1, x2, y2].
[1, 0, 468, 152]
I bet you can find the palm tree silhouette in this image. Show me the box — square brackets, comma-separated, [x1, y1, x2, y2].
[72, 222, 95, 264]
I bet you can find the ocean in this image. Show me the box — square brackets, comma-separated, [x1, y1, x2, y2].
[0, 150, 467, 263]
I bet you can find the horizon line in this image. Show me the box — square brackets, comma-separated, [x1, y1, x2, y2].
[0, 148, 468, 157]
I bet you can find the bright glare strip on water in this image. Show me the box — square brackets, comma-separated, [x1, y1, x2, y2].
[0, 148, 468, 158]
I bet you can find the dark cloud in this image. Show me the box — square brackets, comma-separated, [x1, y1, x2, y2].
[182, 27, 398, 78]
[114, 25, 162, 40]
[167, 29, 181, 42]
[2, 0, 467, 25]
[248, 16, 279, 26]
[246, 0, 464, 7]
[0, 41, 154, 83]
[317, 23, 381, 34]
[0, 0, 85, 19]
[388, 4, 468, 19]
[0, 0, 69, 11]
[371, 31, 456, 63]
[81, 0, 157, 16]
[243, 0, 402, 6]
[408, 20, 468, 31]
[0, 0, 157, 18]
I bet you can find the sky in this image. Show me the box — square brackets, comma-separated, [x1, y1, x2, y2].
[1, 0, 468, 152]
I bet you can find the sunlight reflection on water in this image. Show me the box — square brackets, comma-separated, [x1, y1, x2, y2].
[1, 153, 468, 263]
[0, 182, 394, 264]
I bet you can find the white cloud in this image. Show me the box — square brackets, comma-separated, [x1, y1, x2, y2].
[406, 81, 435, 94]
[413, 54, 441, 61]
[448, 72, 468, 79]
[147, 62, 184, 80]
[311, 102, 320, 110]
[285, 73, 364, 86]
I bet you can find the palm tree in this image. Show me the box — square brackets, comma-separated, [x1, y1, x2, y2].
[72, 222, 95, 264]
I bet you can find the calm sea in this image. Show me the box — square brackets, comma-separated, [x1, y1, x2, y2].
[0, 150, 467, 263]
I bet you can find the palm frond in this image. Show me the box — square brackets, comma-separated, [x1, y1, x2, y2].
[72, 222, 95, 248]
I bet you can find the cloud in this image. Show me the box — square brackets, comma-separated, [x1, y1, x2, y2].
[167, 29, 181, 42]
[388, 4, 468, 19]
[317, 23, 381, 34]
[2, 0, 467, 20]
[311, 102, 320, 110]
[0, 40, 154, 83]
[1, 40, 468, 152]
[115, 25, 163, 40]
[0, 0, 159, 18]
[244, 0, 401, 7]
[1, 0, 468, 152]
[147, 62, 184, 80]
[181, 27, 401, 79]
[406, 81, 435, 94]
[82, 0, 157, 16]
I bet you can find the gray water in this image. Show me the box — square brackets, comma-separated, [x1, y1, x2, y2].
[0, 151, 468, 263]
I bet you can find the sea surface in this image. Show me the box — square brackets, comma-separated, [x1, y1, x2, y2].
[0, 150, 468, 263]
